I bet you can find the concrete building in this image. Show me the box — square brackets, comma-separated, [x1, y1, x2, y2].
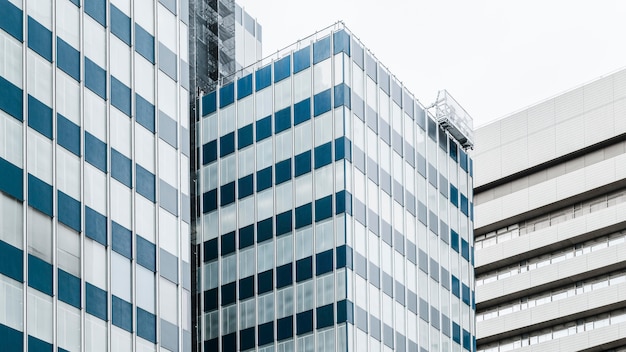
[194, 23, 476, 352]
[473, 69, 626, 351]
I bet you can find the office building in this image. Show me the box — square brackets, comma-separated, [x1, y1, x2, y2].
[473, 69, 626, 351]
[0, 0, 193, 350]
[195, 23, 476, 352]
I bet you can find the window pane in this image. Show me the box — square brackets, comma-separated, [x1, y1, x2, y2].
[111, 252, 131, 301]
[0, 274, 23, 331]
[57, 224, 80, 277]
[0, 193, 23, 249]
[58, 302, 80, 352]
[28, 207, 52, 262]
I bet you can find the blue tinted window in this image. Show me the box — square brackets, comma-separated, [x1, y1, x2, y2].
[240, 326, 255, 349]
[135, 24, 155, 63]
[256, 116, 271, 142]
[275, 159, 291, 185]
[238, 174, 254, 199]
[0, 77, 23, 121]
[296, 257, 312, 282]
[314, 89, 331, 117]
[85, 58, 107, 99]
[85, 0, 106, 26]
[28, 336, 52, 352]
[220, 132, 235, 157]
[0, 158, 23, 201]
[274, 55, 290, 83]
[136, 235, 156, 271]
[27, 174, 52, 216]
[57, 114, 80, 156]
[315, 249, 333, 275]
[136, 164, 156, 202]
[296, 310, 313, 334]
[220, 231, 236, 256]
[335, 190, 352, 216]
[111, 148, 132, 188]
[450, 185, 458, 207]
[238, 225, 254, 250]
[137, 308, 156, 343]
[334, 83, 351, 109]
[237, 124, 253, 149]
[85, 206, 107, 245]
[257, 218, 273, 243]
[203, 239, 218, 262]
[258, 322, 274, 345]
[112, 221, 132, 259]
[295, 203, 312, 229]
[27, 17, 52, 61]
[276, 263, 292, 289]
[86, 283, 107, 320]
[110, 4, 131, 45]
[452, 322, 461, 343]
[335, 137, 350, 161]
[58, 191, 81, 232]
[28, 254, 52, 295]
[136, 94, 155, 132]
[316, 304, 334, 329]
[237, 74, 252, 99]
[460, 194, 468, 216]
[333, 29, 350, 56]
[220, 182, 235, 206]
[315, 195, 332, 222]
[202, 190, 217, 213]
[58, 269, 81, 308]
[314, 142, 332, 169]
[277, 316, 293, 340]
[256, 166, 272, 192]
[112, 296, 133, 332]
[201, 91, 216, 116]
[85, 132, 107, 172]
[27, 95, 52, 139]
[274, 107, 291, 133]
[202, 140, 217, 165]
[294, 151, 311, 177]
[313, 36, 331, 64]
[0, 0, 23, 41]
[293, 46, 310, 73]
[257, 269, 273, 294]
[0, 240, 23, 281]
[255, 65, 271, 91]
[294, 98, 311, 125]
[111, 77, 131, 116]
[219, 83, 234, 108]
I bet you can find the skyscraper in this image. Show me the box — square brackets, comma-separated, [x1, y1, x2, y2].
[473, 69, 626, 351]
[195, 23, 476, 352]
[0, 0, 192, 349]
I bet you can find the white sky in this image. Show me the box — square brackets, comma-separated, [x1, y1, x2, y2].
[237, 0, 626, 127]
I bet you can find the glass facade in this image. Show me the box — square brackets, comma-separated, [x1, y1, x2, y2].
[195, 25, 476, 352]
[0, 0, 191, 350]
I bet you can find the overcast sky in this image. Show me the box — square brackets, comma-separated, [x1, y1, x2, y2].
[237, 0, 626, 127]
